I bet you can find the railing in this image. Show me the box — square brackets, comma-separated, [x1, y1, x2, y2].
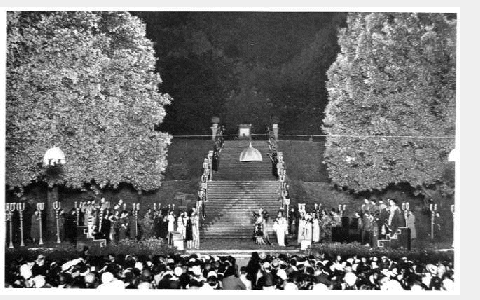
[197, 125, 225, 223]
[267, 127, 291, 228]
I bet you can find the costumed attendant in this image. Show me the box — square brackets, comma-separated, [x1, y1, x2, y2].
[273, 211, 287, 246]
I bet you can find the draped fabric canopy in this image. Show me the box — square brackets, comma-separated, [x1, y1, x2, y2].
[239, 142, 262, 162]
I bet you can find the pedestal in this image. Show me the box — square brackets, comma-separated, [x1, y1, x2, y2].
[47, 186, 59, 241]
[272, 124, 278, 140]
[238, 124, 252, 139]
[211, 124, 218, 141]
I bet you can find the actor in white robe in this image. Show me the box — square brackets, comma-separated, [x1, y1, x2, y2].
[273, 212, 288, 246]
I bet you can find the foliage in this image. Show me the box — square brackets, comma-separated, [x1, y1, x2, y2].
[323, 13, 456, 196]
[7, 11, 172, 193]
[5, 238, 177, 262]
[87, 238, 175, 256]
[308, 242, 454, 263]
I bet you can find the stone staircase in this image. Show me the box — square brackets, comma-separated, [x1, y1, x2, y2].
[201, 140, 282, 239]
[213, 140, 275, 181]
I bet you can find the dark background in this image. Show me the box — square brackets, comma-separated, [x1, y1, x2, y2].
[131, 12, 347, 135]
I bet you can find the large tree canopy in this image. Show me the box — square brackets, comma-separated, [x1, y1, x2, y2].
[323, 13, 456, 195]
[7, 11, 172, 192]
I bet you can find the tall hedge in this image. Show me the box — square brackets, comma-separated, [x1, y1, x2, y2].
[6, 11, 172, 193]
[323, 13, 456, 196]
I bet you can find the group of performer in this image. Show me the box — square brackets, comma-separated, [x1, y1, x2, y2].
[27, 199, 201, 249]
[253, 198, 417, 247]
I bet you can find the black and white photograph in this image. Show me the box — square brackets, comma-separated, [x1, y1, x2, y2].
[1, 2, 461, 294]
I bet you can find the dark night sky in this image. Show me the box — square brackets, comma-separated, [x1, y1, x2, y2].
[132, 12, 347, 135]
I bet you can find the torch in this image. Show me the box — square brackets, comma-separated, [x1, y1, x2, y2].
[37, 202, 45, 245]
[16, 202, 26, 247]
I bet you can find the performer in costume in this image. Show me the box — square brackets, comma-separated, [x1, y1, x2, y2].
[109, 210, 120, 243]
[378, 200, 389, 239]
[167, 211, 176, 245]
[406, 209, 417, 241]
[141, 209, 154, 240]
[185, 213, 193, 249]
[177, 212, 186, 241]
[361, 210, 374, 246]
[297, 212, 306, 243]
[118, 211, 129, 241]
[312, 213, 320, 243]
[191, 208, 200, 249]
[387, 199, 405, 238]
[128, 210, 138, 240]
[30, 209, 41, 244]
[253, 214, 266, 245]
[100, 210, 111, 241]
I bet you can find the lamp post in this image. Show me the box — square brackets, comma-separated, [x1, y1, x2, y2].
[133, 203, 140, 240]
[6, 204, 14, 248]
[53, 201, 61, 243]
[208, 151, 214, 181]
[74, 202, 80, 226]
[430, 203, 438, 240]
[37, 202, 45, 245]
[43, 146, 66, 241]
[16, 202, 25, 246]
[451, 204, 455, 248]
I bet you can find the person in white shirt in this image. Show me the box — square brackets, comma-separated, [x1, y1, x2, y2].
[239, 266, 252, 290]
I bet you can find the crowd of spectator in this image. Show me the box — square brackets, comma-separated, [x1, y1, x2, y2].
[5, 250, 454, 291]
